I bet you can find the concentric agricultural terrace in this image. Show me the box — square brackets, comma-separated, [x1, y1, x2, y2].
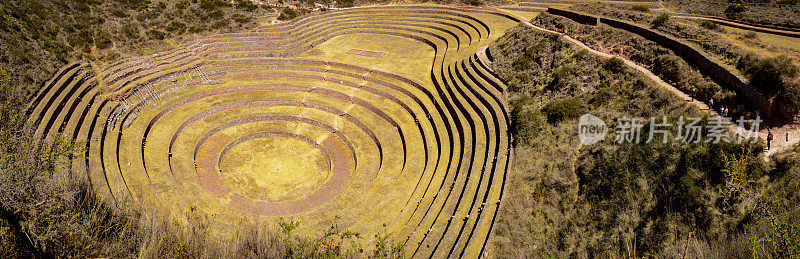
[25, 5, 519, 257]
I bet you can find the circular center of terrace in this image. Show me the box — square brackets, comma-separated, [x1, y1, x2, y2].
[219, 137, 331, 203]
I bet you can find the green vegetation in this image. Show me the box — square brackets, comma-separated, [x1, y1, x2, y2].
[665, 0, 800, 28]
[700, 20, 723, 31]
[489, 22, 800, 257]
[541, 97, 585, 124]
[277, 7, 310, 20]
[631, 5, 650, 13]
[0, 0, 271, 102]
[724, 4, 746, 20]
[738, 54, 800, 108]
[543, 7, 800, 117]
[651, 13, 670, 28]
[532, 13, 750, 116]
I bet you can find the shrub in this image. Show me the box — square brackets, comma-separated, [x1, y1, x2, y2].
[541, 97, 585, 124]
[211, 19, 229, 29]
[95, 33, 113, 49]
[745, 55, 798, 96]
[651, 13, 670, 28]
[464, 0, 483, 6]
[510, 105, 546, 145]
[336, 0, 354, 7]
[117, 0, 151, 10]
[700, 20, 721, 31]
[233, 15, 252, 24]
[653, 55, 686, 84]
[724, 4, 746, 20]
[147, 29, 166, 40]
[207, 9, 224, 20]
[631, 5, 650, 13]
[166, 21, 186, 33]
[277, 8, 299, 20]
[603, 57, 626, 73]
[199, 0, 230, 11]
[784, 83, 800, 109]
[744, 31, 758, 39]
[175, 1, 190, 9]
[122, 22, 140, 39]
[589, 89, 612, 107]
[235, 0, 258, 11]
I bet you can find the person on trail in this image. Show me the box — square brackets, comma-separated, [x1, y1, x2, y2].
[564, 28, 567, 35]
[767, 129, 774, 150]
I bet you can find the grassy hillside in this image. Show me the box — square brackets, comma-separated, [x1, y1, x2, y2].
[489, 24, 799, 257]
[560, 4, 800, 113]
[0, 0, 271, 112]
[663, 0, 800, 28]
[0, 1, 269, 254]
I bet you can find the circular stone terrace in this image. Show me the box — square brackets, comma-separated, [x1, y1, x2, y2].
[25, 5, 518, 257]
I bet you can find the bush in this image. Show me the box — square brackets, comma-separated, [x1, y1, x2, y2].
[724, 4, 746, 20]
[199, 0, 230, 11]
[784, 82, 800, 108]
[631, 5, 650, 13]
[277, 8, 299, 20]
[744, 55, 798, 96]
[166, 21, 186, 33]
[336, 0, 354, 7]
[464, 0, 483, 6]
[117, 0, 151, 10]
[211, 19, 229, 29]
[744, 31, 758, 39]
[207, 9, 224, 20]
[235, 0, 258, 11]
[651, 13, 670, 28]
[175, 1, 190, 9]
[95, 33, 112, 49]
[510, 105, 546, 145]
[147, 29, 165, 40]
[653, 55, 686, 84]
[541, 97, 585, 124]
[603, 57, 626, 73]
[700, 20, 721, 31]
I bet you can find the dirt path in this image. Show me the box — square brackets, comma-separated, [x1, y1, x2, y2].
[520, 21, 716, 111]
[495, 14, 800, 158]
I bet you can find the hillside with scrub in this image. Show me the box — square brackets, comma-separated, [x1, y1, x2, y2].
[488, 24, 799, 257]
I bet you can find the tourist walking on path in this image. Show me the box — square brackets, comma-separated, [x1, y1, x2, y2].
[767, 129, 774, 150]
